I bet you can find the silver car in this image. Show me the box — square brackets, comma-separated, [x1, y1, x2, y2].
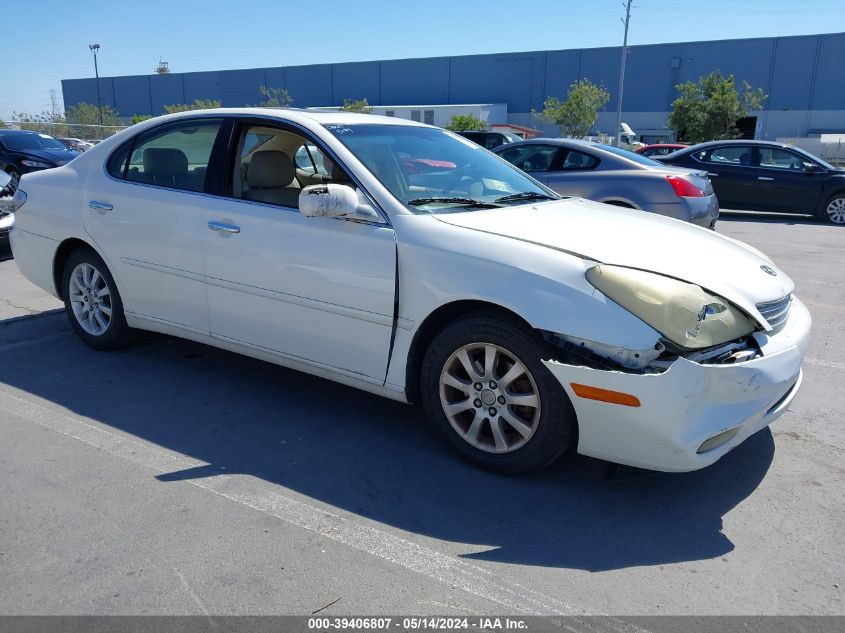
[494, 139, 719, 228]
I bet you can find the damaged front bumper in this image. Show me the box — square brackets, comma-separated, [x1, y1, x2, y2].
[543, 296, 811, 472]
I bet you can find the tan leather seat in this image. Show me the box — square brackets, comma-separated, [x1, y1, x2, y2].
[141, 148, 202, 190]
[244, 150, 300, 208]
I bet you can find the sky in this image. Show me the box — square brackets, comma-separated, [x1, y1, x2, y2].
[2, 0, 843, 120]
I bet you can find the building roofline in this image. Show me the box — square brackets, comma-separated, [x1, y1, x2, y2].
[61, 31, 845, 83]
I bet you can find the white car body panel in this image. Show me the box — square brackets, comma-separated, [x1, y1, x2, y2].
[9, 108, 811, 472]
[200, 195, 396, 381]
[433, 198, 794, 329]
[83, 177, 211, 333]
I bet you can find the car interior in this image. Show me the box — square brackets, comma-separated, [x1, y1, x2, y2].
[234, 126, 354, 209]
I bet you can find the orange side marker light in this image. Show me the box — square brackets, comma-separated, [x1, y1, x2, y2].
[570, 383, 641, 407]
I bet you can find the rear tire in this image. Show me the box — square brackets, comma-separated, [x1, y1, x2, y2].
[820, 193, 845, 225]
[62, 247, 133, 350]
[420, 311, 576, 474]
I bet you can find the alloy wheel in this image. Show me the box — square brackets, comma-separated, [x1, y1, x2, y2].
[69, 262, 113, 336]
[439, 342, 541, 453]
[826, 197, 845, 225]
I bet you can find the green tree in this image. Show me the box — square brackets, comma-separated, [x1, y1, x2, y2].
[12, 110, 69, 137]
[533, 79, 609, 138]
[65, 102, 124, 139]
[163, 99, 222, 114]
[131, 114, 152, 124]
[668, 71, 768, 143]
[340, 98, 372, 114]
[445, 114, 488, 131]
[256, 85, 293, 108]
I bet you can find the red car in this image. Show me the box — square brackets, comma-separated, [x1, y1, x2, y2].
[636, 143, 687, 157]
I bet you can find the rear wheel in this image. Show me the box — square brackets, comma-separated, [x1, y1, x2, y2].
[420, 312, 576, 473]
[62, 248, 133, 350]
[821, 193, 845, 225]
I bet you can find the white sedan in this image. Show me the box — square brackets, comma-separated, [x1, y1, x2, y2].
[9, 109, 811, 473]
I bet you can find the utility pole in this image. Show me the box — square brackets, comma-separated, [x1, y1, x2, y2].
[50, 89, 58, 118]
[89, 44, 103, 127]
[613, 0, 633, 146]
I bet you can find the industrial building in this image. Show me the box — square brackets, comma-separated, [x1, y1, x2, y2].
[61, 31, 845, 142]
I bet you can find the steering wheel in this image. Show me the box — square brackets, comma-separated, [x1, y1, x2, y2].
[438, 163, 481, 196]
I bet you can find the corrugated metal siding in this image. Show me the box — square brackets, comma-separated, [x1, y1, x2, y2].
[61, 33, 845, 125]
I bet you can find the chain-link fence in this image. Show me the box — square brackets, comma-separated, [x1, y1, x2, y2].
[0, 120, 126, 142]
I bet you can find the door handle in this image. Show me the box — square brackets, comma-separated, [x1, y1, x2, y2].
[208, 221, 240, 234]
[757, 177, 774, 181]
[88, 200, 113, 212]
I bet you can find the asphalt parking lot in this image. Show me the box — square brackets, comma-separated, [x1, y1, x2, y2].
[0, 212, 843, 617]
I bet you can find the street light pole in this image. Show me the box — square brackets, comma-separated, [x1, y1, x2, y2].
[613, 0, 633, 147]
[89, 44, 103, 127]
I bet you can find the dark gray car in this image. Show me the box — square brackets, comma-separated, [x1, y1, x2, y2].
[494, 139, 719, 228]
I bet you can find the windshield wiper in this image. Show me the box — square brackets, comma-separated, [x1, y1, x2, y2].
[494, 191, 558, 204]
[407, 197, 500, 209]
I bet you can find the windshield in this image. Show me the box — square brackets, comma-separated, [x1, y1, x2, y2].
[324, 124, 558, 212]
[596, 143, 664, 166]
[0, 132, 68, 152]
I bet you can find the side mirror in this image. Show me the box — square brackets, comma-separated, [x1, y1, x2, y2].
[299, 184, 378, 220]
[803, 162, 820, 174]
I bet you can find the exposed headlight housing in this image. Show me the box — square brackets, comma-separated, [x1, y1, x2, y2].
[20, 160, 52, 168]
[586, 265, 756, 350]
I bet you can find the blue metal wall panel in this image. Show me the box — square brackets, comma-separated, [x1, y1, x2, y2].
[61, 33, 845, 126]
[331, 61, 380, 106]
[149, 73, 185, 114]
[182, 71, 221, 104]
[811, 32, 845, 109]
[380, 57, 449, 104]
[285, 64, 332, 107]
[60, 79, 95, 111]
[449, 54, 538, 111]
[578, 47, 620, 110]
[767, 35, 818, 110]
[542, 50, 580, 101]
[220, 68, 267, 106]
[113, 75, 152, 117]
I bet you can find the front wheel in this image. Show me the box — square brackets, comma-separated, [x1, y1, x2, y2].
[821, 193, 845, 225]
[62, 248, 133, 350]
[420, 312, 577, 473]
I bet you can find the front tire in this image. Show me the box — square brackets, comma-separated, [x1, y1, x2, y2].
[420, 312, 576, 474]
[62, 248, 133, 350]
[820, 193, 845, 225]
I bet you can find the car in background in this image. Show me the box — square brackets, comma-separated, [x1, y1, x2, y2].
[454, 130, 520, 150]
[0, 170, 13, 250]
[0, 130, 80, 181]
[59, 137, 94, 152]
[656, 140, 845, 224]
[636, 143, 687, 157]
[494, 138, 719, 228]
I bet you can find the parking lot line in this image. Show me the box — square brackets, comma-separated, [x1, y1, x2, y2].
[0, 387, 647, 629]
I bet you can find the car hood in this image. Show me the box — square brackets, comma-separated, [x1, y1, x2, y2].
[19, 148, 79, 165]
[433, 197, 794, 329]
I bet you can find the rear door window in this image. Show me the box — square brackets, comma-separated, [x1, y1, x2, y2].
[125, 120, 223, 192]
[707, 146, 754, 167]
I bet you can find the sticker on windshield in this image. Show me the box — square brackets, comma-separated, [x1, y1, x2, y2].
[325, 125, 354, 135]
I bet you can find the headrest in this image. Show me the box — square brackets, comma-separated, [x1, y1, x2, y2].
[143, 148, 188, 176]
[248, 150, 295, 188]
